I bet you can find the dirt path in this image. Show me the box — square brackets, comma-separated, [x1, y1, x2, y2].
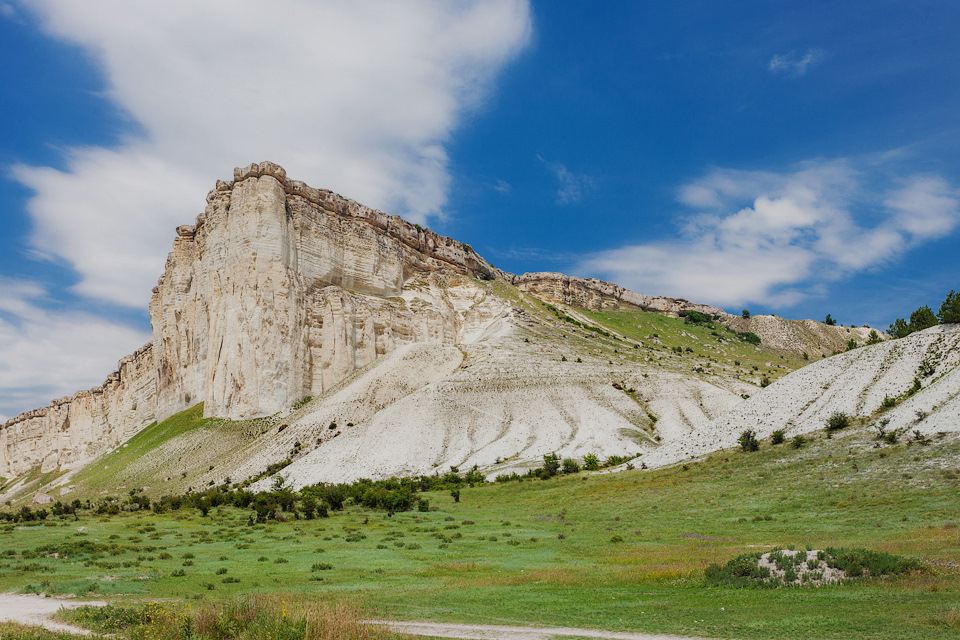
[0, 593, 106, 636]
[369, 619, 718, 640]
[0, 594, 720, 640]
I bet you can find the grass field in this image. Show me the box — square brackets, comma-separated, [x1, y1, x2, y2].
[3, 419, 959, 639]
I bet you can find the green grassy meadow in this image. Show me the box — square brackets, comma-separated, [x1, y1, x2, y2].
[3, 422, 959, 639]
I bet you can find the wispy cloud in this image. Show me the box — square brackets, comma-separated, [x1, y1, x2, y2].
[493, 179, 512, 194]
[768, 48, 825, 76]
[578, 157, 960, 308]
[538, 155, 593, 205]
[1, 1, 532, 418]
[11, 0, 532, 309]
[0, 278, 152, 421]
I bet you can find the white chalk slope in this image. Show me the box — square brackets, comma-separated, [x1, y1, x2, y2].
[646, 324, 960, 467]
[249, 321, 751, 489]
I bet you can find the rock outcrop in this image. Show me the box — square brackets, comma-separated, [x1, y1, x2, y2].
[150, 161, 499, 421]
[0, 160, 889, 485]
[1, 162, 503, 477]
[0, 344, 156, 478]
[510, 272, 727, 317]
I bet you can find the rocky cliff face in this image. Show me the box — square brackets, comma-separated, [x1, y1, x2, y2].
[149, 161, 499, 421]
[0, 160, 883, 484]
[2, 161, 500, 477]
[0, 344, 156, 478]
[510, 272, 727, 317]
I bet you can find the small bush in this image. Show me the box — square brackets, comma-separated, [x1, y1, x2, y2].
[562, 458, 581, 474]
[771, 430, 785, 445]
[738, 430, 760, 452]
[826, 412, 850, 432]
[582, 453, 600, 471]
[791, 435, 805, 449]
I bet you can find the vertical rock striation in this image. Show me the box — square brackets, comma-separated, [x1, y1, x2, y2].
[0, 344, 156, 478]
[2, 162, 500, 477]
[149, 161, 497, 421]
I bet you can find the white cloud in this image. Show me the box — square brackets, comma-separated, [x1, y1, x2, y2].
[493, 179, 512, 194]
[12, 0, 532, 309]
[1, 1, 531, 417]
[885, 176, 960, 239]
[0, 278, 152, 421]
[768, 48, 825, 76]
[538, 155, 593, 204]
[578, 159, 960, 308]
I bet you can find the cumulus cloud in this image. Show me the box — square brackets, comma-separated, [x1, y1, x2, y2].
[1, 1, 531, 417]
[538, 155, 593, 204]
[12, 0, 532, 308]
[578, 159, 960, 308]
[0, 278, 152, 421]
[768, 48, 825, 76]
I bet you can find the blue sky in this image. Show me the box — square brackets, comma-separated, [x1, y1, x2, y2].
[1, 0, 959, 419]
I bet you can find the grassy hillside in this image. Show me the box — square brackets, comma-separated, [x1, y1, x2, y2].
[6, 278, 853, 503]
[512, 289, 811, 387]
[3, 419, 958, 639]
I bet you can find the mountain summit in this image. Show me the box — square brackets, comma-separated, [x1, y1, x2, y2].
[1, 163, 883, 491]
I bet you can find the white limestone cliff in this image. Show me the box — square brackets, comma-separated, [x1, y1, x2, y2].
[2, 162, 501, 477]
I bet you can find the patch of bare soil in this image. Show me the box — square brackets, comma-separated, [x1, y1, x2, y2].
[369, 619, 718, 640]
[0, 593, 106, 636]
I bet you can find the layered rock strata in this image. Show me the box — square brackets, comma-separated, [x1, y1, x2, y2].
[2, 161, 499, 477]
[510, 272, 726, 317]
[0, 344, 156, 478]
[150, 161, 498, 421]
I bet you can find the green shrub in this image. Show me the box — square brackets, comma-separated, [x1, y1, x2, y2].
[771, 430, 785, 445]
[541, 453, 561, 477]
[826, 412, 850, 432]
[824, 547, 923, 578]
[562, 459, 580, 474]
[738, 430, 760, 452]
[939, 290, 960, 324]
[582, 454, 600, 471]
[68, 603, 152, 633]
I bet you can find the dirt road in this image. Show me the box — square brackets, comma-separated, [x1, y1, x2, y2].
[0, 594, 718, 640]
[369, 619, 717, 640]
[0, 593, 105, 636]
